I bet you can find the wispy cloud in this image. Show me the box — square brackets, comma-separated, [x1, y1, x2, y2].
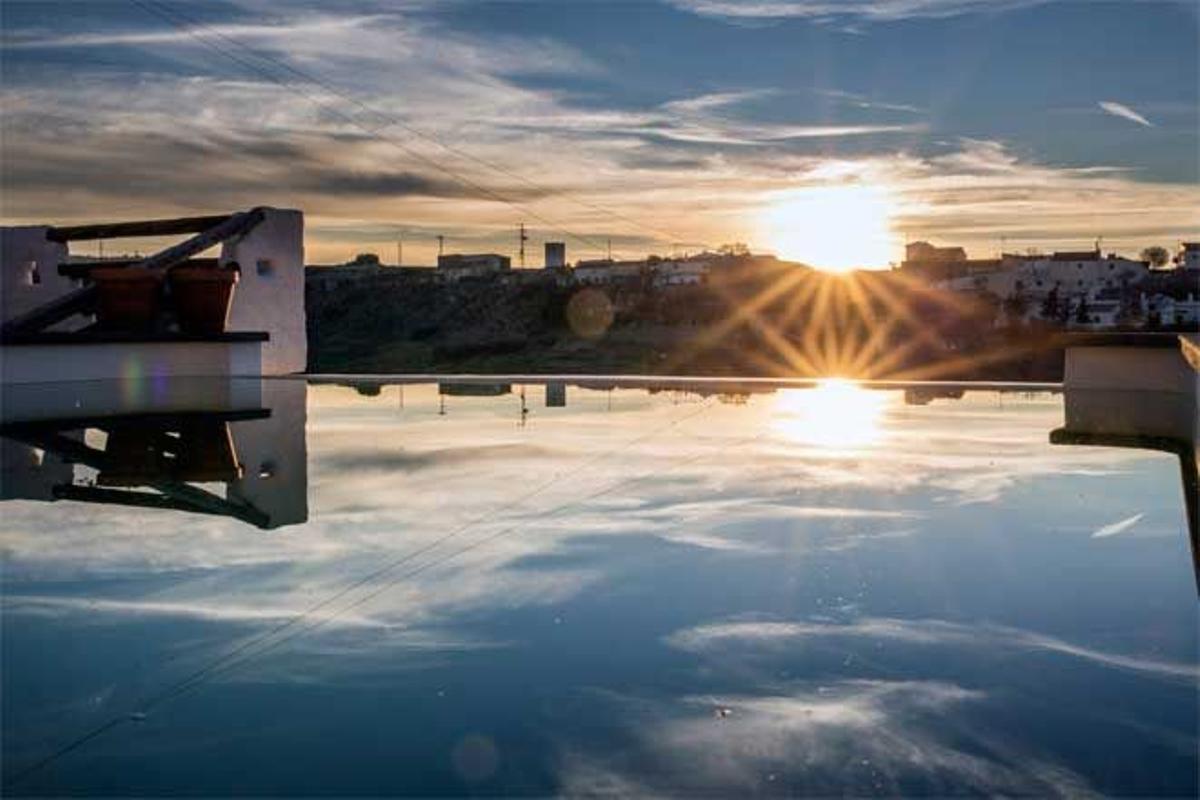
[667, 0, 1050, 22]
[1092, 512, 1144, 538]
[1098, 100, 1154, 127]
[666, 616, 1200, 682]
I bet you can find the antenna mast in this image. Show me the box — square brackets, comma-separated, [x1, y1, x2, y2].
[518, 223, 528, 267]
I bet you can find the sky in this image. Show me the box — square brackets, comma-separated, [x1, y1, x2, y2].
[1, 0, 1198, 268]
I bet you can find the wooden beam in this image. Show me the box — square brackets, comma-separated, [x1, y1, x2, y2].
[0, 286, 98, 339]
[132, 207, 264, 273]
[46, 214, 233, 243]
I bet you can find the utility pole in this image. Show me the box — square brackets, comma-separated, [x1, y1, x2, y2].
[437, 235, 445, 258]
[396, 236, 402, 267]
[607, 238, 612, 262]
[518, 223, 528, 268]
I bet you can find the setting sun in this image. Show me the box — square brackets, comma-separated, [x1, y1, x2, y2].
[760, 184, 898, 273]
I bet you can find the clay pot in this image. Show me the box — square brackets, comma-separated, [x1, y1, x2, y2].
[169, 266, 239, 335]
[91, 267, 163, 332]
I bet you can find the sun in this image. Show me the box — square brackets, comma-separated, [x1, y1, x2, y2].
[760, 184, 898, 273]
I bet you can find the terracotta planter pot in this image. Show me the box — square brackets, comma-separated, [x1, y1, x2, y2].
[169, 267, 239, 335]
[91, 267, 163, 332]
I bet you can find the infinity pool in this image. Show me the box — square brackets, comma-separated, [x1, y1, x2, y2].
[2, 379, 1196, 796]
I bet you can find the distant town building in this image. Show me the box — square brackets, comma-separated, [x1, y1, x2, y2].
[1143, 293, 1200, 327]
[544, 242, 566, 269]
[652, 256, 712, 287]
[437, 253, 511, 279]
[1175, 242, 1200, 271]
[941, 248, 1149, 305]
[574, 259, 646, 285]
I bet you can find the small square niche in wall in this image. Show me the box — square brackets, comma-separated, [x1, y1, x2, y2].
[256, 259, 274, 277]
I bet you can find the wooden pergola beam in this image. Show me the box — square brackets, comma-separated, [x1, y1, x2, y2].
[46, 214, 234, 243]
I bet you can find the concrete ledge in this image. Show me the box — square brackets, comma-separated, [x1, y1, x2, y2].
[1, 331, 268, 345]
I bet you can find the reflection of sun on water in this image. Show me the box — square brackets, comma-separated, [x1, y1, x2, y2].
[761, 184, 897, 273]
[772, 379, 889, 449]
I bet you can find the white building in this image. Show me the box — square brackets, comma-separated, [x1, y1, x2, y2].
[544, 242, 566, 269]
[1143, 293, 1200, 327]
[940, 248, 1149, 307]
[651, 257, 711, 287]
[1175, 242, 1200, 271]
[573, 259, 645, 285]
[437, 253, 511, 280]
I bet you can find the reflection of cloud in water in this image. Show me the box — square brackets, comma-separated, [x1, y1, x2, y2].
[0, 387, 1167, 642]
[559, 680, 1095, 797]
[667, 617, 1199, 683]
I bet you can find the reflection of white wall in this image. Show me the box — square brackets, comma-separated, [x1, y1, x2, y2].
[1, 377, 265, 424]
[223, 209, 307, 375]
[228, 380, 308, 528]
[0, 227, 73, 325]
[0, 437, 76, 501]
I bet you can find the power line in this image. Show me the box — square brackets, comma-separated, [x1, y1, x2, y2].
[127, 0, 606, 253]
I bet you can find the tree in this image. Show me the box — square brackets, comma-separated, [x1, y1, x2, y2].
[718, 242, 750, 257]
[1040, 286, 1059, 320]
[1074, 297, 1091, 325]
[1140, 246, 1169, 268]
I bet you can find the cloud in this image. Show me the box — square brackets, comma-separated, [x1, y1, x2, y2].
[667, 0, 1049, 22]
[1091, 512, 1144, 538]
[666, 616, 1199, 682]
[558, 680, 1096, 796]
[819, 88, 924, 114]
[1099, 101, 1154, 127]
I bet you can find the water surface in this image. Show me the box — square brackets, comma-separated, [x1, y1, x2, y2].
[2, 380, 1195, 796]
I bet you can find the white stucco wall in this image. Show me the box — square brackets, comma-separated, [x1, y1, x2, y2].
[0, 227, 74, 326]
[222, 208, 307, 375]
[1065, 344, 1198, 394]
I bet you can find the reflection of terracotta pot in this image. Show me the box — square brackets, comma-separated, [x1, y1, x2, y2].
[169, 267, 239, 335]
[91, 267, 163, 331]
[98, 427, 167, 486]
[174, 421, 242, 482]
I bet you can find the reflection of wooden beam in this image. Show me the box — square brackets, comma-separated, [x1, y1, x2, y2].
[53, 484, 270, 528]
[47, 214, 233, 242]
[2, 414, 274, 529]
[1051, 428, 1198, 593]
